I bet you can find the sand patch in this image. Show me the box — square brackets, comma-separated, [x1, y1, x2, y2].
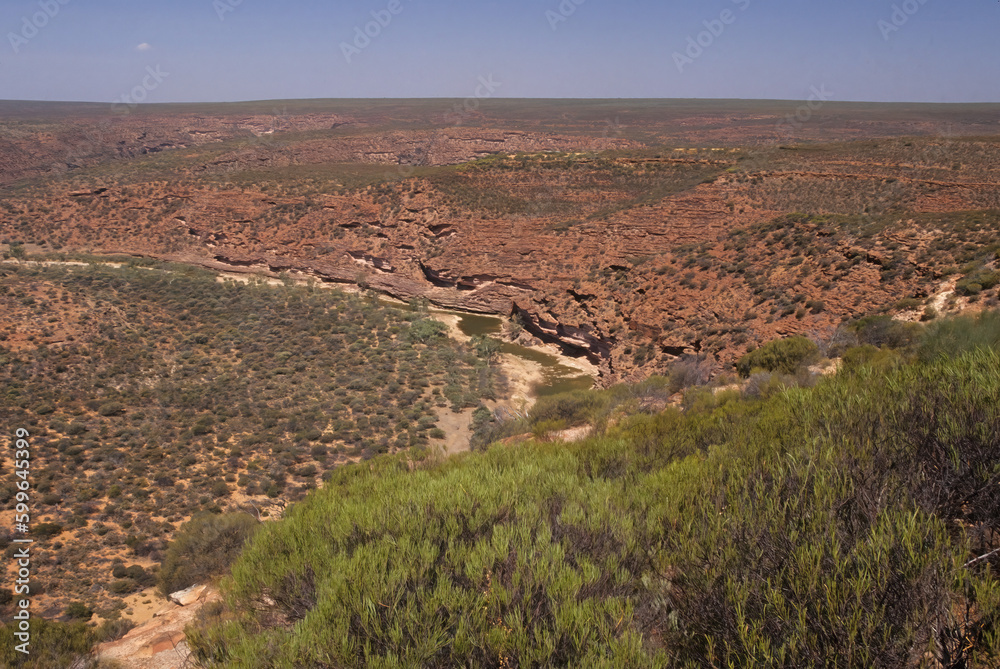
[120, 587, 166, 627]
[427, 311, 469, 342]
[433, 406, 476, 455]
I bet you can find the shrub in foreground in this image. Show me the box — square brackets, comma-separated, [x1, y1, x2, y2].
[0, 619, 96, 668]
[189, 349, 1000, 667]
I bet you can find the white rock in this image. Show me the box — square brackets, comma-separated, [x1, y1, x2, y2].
[168, 584, 207, 607]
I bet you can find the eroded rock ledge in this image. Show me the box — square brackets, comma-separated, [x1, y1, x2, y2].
[107, 249, 615, 374]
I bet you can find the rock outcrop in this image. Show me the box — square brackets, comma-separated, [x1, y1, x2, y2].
[96, 585, 219, 669]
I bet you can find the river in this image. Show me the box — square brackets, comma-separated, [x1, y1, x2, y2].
[446, 312, 595, 398]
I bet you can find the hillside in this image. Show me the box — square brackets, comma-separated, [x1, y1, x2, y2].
[185, 312, 1000, 667]
[2, 99, 1000, 667]
[0, 260, 499, 621]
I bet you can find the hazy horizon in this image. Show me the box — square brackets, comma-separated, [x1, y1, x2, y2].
[1, 0, 997, 106]
[5, 96, 1000, 107]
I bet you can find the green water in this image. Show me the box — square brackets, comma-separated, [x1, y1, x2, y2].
[449, 312, 595, 398]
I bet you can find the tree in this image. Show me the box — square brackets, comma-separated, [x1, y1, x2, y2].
[471, 335, 502, 363]
[158, 512, 259, 596]
[736, 336, 819, 377]
[5, 242, 25, 261]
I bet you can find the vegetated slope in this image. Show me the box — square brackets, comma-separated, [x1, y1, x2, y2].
[0, 260, 499, 618]
[4, 133, 1000, 384]
[189, 313, 1000, 668]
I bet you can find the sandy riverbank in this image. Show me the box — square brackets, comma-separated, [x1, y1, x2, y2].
[427, 311, 593, 409]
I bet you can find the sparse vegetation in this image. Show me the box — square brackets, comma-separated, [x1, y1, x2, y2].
[0, 261, 496, 614]
[4, 101, 1000, 665]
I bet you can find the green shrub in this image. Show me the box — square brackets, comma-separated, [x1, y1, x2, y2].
[405, 318, 447, 343]
[96, 616, 136, 643]
[529, 390, 604, 426]
[158, 512, 259, 597]
[736, 335, 819, 377]
[892, 297, 922, 312]
[32, 523, 63, 539]
[124, 565, 155, 587]
[109, 579, 138, 595]
[957, 269, 1000, 296]
[0, 619, 96, 668]
[841, 344, 903, 372]
[65, 422, 88, 436]
[805, 299, 826, 313]
[64, 601, 93, 620]
[850, 315, 920, 350]
[98, 402, 125, 417]
[919, 310, 1000, 362]
[531, 418, 567, 438]
[189, 337, 1000, 668]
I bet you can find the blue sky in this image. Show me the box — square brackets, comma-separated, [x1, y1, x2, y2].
[0, 0, 996, 103]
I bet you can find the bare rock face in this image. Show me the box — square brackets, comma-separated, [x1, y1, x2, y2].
[96, 585, 219, 669]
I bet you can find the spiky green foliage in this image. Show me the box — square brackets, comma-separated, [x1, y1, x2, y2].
[190, 333, 1000, 667]
[0, 619, 97, 668]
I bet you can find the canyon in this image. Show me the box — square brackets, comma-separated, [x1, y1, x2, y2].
[3, 99, 1000, 385]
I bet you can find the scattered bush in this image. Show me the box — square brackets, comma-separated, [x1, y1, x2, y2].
[850, 315, 920, 350]
[158, 512, 260, 596]
[33, 523, 63, 539]
[108, 579, 139, 595]
[0, 619, 96, 668]
[96, 616, 136, 643]
[97, 402, 125, 417]
[64, 601, 93, 620]
[736, 335, 819, 377]
[919, 310, 1000, 362]
[957, 269, 1000, 296]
